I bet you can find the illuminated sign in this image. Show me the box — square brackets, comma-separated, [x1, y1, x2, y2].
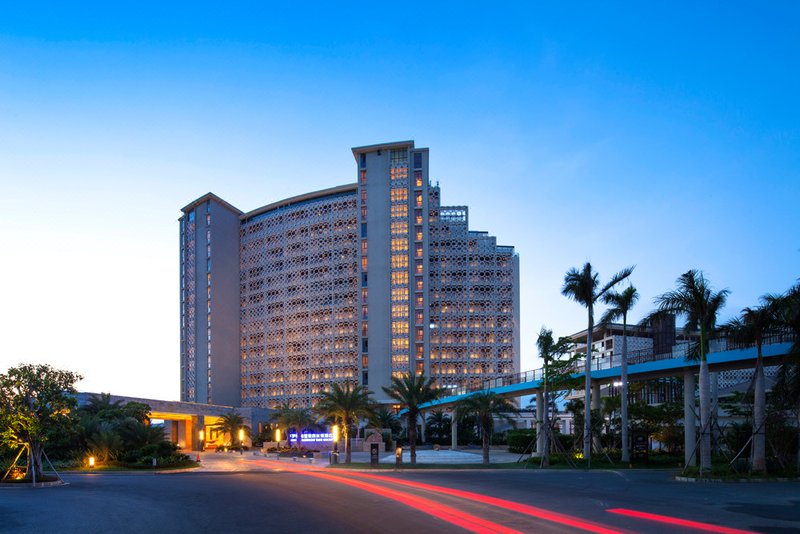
[287, 432, 334, 443]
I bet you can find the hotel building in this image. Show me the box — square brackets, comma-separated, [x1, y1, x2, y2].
[179, 141, 520, 408]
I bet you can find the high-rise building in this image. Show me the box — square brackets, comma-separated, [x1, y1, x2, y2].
[179, 141, 520, 408]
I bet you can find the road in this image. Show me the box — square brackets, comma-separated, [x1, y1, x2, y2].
[1, 456, 798, 533]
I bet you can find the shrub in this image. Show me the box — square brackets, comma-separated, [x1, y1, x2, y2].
[507, 429, 536, 454]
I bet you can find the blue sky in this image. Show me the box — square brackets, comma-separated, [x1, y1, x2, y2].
[1, 2, 798, 399]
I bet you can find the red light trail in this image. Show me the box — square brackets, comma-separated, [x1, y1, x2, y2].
[296, 469, 523, 534]
[606, 508, 756, 533]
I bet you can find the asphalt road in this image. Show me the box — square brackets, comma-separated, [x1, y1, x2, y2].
[1, 461, 798, 533]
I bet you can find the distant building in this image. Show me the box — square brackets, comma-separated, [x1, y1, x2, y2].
[179, 141, 520, 408]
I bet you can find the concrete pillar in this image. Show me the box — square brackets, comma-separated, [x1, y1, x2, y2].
[591, 382, 602, 452]
[683, 369, 697, 467]
[191, 415, 204, 451]
[711, 372, 720, 451]
[451, 416, 458, 450]
[419, 414, 426, 444]
[535, 389, 544, 457]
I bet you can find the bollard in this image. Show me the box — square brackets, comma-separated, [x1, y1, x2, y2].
[395, 447, 403, 468]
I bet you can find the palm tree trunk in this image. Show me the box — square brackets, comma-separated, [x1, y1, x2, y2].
[584, 310, 594, 463]
[752, 344, 766, 473]
[482, 424, 490, 465]
[699, 352, 712, 472]
[621, 316, 630, 463]
[408, 412, 417, 465]
[344, 425, 352, 464]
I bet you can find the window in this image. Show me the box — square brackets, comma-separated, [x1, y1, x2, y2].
[415, 260, 423, 274]
[413, 152, 422, 169]
[360, 153, 366, 168]
[416, 344, 424, 357]
[361, 239, 368, 255]
[361, 288, 368, 304]
[361, 206, 367, 221]
[415, 228, 423, 241]
[362, 305, 368, 319]
[361, 190, 367, 203]
[416, 294, 424, 307]
[415, 193, 423, 207]
[390, 149, 407, 164]
[415, 243, 423, 258]
[188, 210, 195, 223]
[415, 277, 423, 291]
[361, 257, 368, 271]
[414, 171, 423, 188]
[362, 355, 369, 368]
[416, 327, 424, 341]
[415, 211, 423, 225]
[362, 371, 368, 385]
[415, 310, 424, 324]
[361, 223, 367, 238]
[360, 169, 367, 183]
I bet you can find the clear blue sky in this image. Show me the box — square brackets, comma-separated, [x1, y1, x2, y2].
[1, 2, 798, 400]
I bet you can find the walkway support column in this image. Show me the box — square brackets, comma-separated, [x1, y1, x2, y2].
[591, 382, 602, 452]
[451, 415, 458, 450]
[191, 415, 204, 452]
[535, 389, 544, 457]
[683, 369, 697, 467]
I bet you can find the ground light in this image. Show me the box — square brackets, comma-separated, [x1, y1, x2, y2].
[275, 428, 281, 442]
[88, 456, 95, 469]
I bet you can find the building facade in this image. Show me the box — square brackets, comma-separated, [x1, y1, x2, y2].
[179, 141, 520, 408]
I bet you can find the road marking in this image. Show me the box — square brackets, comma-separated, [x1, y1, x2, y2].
[606, 508, 755, 533]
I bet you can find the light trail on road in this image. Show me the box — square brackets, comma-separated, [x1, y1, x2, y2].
[606, 508, 756, 533]
[299, 469, 523, 534]
[336, 470, 622, 534]
[254, 457, 625, 533]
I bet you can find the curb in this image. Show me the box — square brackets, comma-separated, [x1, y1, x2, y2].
[675, 476, 799, 483]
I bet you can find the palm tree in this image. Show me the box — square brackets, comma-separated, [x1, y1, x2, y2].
[272, 405, 316, 449]
[382, 372, 441, 465]
[455, 391, 518, 464]
[315, 382, 373, 463]
[368, 405, 401, 436]
[425, 410, 451, 445]
[562, 262, 634, 463]
[600, 285, 639, 463]
[720, 300, 779, 473]
[649, 270, 728, 472]
[767, 281, 800, 469]
[536, 327, 574, 466]
[215, 411, 250, 449]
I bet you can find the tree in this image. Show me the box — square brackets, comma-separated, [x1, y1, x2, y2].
[315, 382, 373, 463]
[648, 270, 728, 472]
[382, 372, 441, 465]
[0, 364, 82, 481]
[600, 285, 639, 463]
[720, 300, 779, 473]
[214, 411, 250, 449]
[271, 405, 315, 449]
[368, 405, 401, 436]
[536, 327, 576, 466]
[562, 262, 634, 463]
[425, 410, 452, 445]
[455, 391, 518, 465]
[767, 281, 800, 469]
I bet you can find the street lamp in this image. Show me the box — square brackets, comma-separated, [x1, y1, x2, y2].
[275, 427, 281, 443]
[238, 428, 245, 454]
[88, 456, 95, 469]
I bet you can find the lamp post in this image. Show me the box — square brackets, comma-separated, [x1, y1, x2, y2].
[239, 428, 245, 454]
[199, 429, 205, 452]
